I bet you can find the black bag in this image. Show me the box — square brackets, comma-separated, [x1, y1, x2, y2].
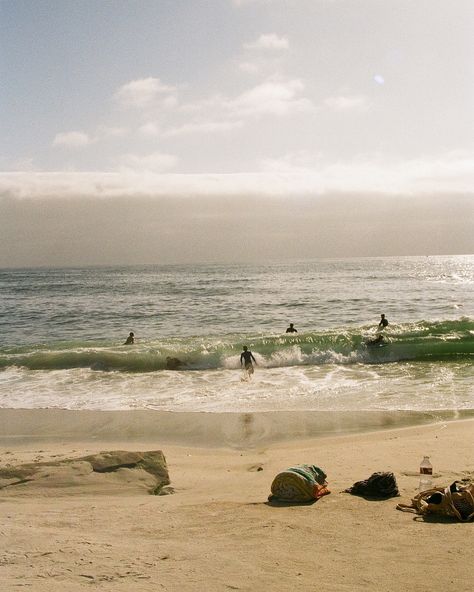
[345, 471, 399, 499]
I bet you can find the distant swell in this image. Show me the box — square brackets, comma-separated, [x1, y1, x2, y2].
[0, 319, 472, 372]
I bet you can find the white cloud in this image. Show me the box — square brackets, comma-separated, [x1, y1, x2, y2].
[114, 77, 177, 109]
[260, 151, 323, 174]
[258, 151, 474, 194]
[179, 78, 314, 121]
[238, 61, 260, 74]
[138, 122, 161, 136]
[323, 95, 370, 111]
[162, 120, 244, 138]
[238, 35, 289, 76]
[230, 78, 314, 116]
[244, 34, 289, 51]
[52, 131, 94, 148]
[52, 75, 311, 159]
[53, 126, 128, 149]
[96, 125, 128, 138]
[2, 152, 473, 199]
[118, 151, 178, 173]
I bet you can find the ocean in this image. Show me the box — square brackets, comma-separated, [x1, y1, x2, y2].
[1, 255, 473, 428]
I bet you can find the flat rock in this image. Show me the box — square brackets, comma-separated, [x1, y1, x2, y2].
[0, 450, 170, 495]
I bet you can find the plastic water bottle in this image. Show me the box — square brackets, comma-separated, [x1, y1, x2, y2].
[419, 456, 433, 490]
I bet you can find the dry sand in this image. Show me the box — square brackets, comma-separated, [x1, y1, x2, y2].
[1, 410, 473, 592]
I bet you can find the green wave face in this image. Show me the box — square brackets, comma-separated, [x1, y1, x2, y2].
[0, 319, 472, 372]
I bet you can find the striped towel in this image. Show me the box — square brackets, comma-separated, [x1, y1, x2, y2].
[269, 465, 330, 502]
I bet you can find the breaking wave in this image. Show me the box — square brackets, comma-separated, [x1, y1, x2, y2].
[0, 319, 472, 373]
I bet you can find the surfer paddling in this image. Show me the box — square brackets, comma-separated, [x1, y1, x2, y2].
[240, 346, 257, 376]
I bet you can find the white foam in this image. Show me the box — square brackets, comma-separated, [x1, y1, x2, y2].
[1, 361, 472, 413]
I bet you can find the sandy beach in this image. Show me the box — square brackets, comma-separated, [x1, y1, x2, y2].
[1, 410, 473, 592]
[2, 0, 473, 589]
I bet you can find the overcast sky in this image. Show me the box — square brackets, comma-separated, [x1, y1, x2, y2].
[1, 0, 473, 266]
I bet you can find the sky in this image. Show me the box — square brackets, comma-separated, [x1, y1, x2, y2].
[0, 0, 473, 266]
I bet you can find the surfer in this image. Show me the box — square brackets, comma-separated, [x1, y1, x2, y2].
[124, 332, 135, 345]
[286, 323, 297, 333]
[378, 314, 389, 328]
[240, 346, 257, 375]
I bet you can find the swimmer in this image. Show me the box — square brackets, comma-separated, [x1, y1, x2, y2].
[166, 356, 184, 370]
[286, 323, 297, 333]
[124, 332, 135, 345]
[378, 314, 389, 328]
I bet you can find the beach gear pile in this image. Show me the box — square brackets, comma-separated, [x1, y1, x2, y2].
[396, 481, 474, 522]
[269, 464, 330, 503]
[268, 466, 474, 524]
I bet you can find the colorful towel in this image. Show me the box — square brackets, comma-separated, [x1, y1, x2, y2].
[269, 465, 330, 503]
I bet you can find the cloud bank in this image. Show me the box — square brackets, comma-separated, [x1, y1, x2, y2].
[1, 191, 472, 267]
[1, 151, 473, 199]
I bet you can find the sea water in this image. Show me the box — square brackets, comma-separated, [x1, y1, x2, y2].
[0, 256, 473, 422]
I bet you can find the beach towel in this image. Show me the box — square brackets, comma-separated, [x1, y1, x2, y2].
[396, 481, 474, 522]
[269, 465, 330, 503]
[344, 471, 399, 499]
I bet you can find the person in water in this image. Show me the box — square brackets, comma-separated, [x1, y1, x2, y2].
[240, 345, 257, 375]
[124, 332, 135, 345]
[379, 314, 389, 328]
[166, 356, 184, 370]
[366, 334, 385, 346]
[286, 323, 297, 333]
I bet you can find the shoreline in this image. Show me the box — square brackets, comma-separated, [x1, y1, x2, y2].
[1, 407, 473, 449]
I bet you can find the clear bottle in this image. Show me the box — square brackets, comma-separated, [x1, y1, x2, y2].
[419, 456, 433, 490]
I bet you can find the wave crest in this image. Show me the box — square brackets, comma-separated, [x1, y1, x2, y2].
[1, 318, 472, 372]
